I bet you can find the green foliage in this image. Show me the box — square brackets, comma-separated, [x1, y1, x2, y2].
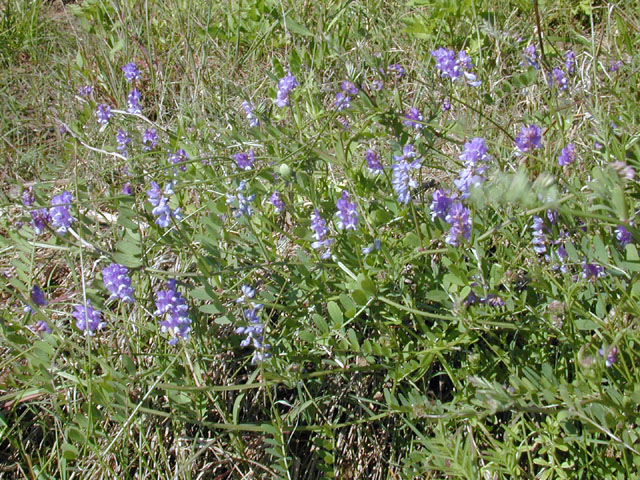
[2, 0, 640, 478]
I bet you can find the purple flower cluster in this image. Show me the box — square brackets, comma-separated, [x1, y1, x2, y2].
[73, 300, 106, 336]
[242, 100, 259, 127]
[96, 104, 112, 125]
[310, 209, 333, 259]
[552, 67, 568, 91]
[386, 63, 405, 78]
[366, 149, 383, 174]
[615, 225, 632, 248]
[600, 345, 618, 367]
[557, 143, 575, 166]
[30, 208, 50, 235]
[445, 202, 472, 247]
[154, 279, 192, 345]
[565, 51, 576, 74]
[334, 91, 351, 111]
[581, 262, 605, 281]
[336, 191, 358, 231]
[226, 181, 255, 218]
[142, 128, 157, 150]
[78, 85, 92, 97]
[234, 150, 255, 170]
[22, 187, 34, 206]
[127, 88, 142, 114]
[455, 137, 490, 199]
[515, 124, 542, 154]
[50, 191, 75, 234]
[168, 149, 189, 173]
[391, 144, 421, 204]
[269, 191, 285, 213]
[24, 285, 48, 315]
[430, 189, 456, 221]
[235, 286, 270, 364]
[147, 181, 181, 228]
[275, 72, 298, 108]
[531, 216, 547, 254]
[403, 107, 424, 130]
[523, 44, 539, 70]
[430, 189, 471, 246]
[116, 129, 131, 157]
[341, 81, 359, 95]
[102, 263, 135, 303]
[431, 48, 480, 86]
[122, 62, 140, 82]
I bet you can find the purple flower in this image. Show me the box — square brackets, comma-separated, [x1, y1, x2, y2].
[341, 80, 359, 95]
[72, 300, 106, 336]
[275, 72, 298, 108]
[334, 92, 351, 111]
[442, 98, 451, 111]
[147, 181, 181, 228]
[30, 208, 50, 235]
[391, 144, 421, 204]
[557, 143, 576, 166]
[96, 104, 112, 125]
[49, 191, 74, 234]
[242, 100, 259, 127]
[431, 48, 480, 85]
[235, 303, 271, 363]
[236, 284, 256, 304]
[600, 346, 618, 367]
[523, 44, 539, 70]
[142, 128, 157, 151]
[154, 279, 192, 345]
[102, 263, 135, 303]
[581, 262, 605, 281]
[24, 285, 48, 313]
[515, 124, 542, 154]
[122, 183, 133, 195]
[22, 188, 34, 206]
[77, 85, 93, 97]
[366, 149, 383, 174]
[565, 51, 575, 74]
[445, 202, 472, 246]
[552, 67, 568, 91]
[310, 209, 333, 259]
[29, 320, 52, 334]
[609, 60, 623, 72]
[116, 129, 131, 156]
[31, 285, 48, 307]
[455, 137, 490, 198]
[337, 117, 350, 130]
[403, 107, 424, 130]
[615, 225, 632, 248]
[371, 79, 384, 91]
[387, 63, 405, 78]
[168, 149, 189, 172]
[611, 161, 635, 181]
[122, 62, 140, 82]
[531, 216, 547, 254]
[336, 191, 358, 231]
[234, 150, 255, 170]
[362, 239, 381, 255]
[430, 189, 456, 221]
[226, 180, 255, 218]
[127, 88, 142, 114]
[269, 191, 285, 213]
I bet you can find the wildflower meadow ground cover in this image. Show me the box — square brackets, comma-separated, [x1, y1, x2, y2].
[1, 0, 640, 478]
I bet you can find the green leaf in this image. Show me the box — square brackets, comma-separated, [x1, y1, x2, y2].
[285, 17, 313, 37]
[327, 301, 343, 327]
